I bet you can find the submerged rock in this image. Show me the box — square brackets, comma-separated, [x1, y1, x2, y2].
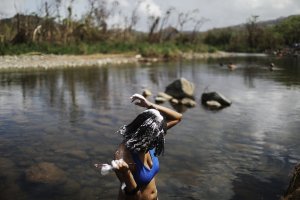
[25, 162, 67, 185]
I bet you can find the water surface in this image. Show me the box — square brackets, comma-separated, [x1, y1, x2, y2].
[0, 56, 300, 200]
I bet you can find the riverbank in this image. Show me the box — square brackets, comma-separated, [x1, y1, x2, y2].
[0, 51, 267, 70]
[0, 53, 138, 70]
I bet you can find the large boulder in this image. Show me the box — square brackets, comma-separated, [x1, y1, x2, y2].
[165, 78, 195, 99]
[201, 92, 232, 108]
[25, 162, 67, 185]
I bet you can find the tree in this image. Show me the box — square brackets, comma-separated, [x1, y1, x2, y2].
[274, 15, 300, 46]
[128, 0, 141, 32]
[176, 11, 190, 33]
[204, 28, 233, 48]
[158, 7, 175, 42]
[55, 0, 62, 22]
[147, 15, 160, 42]
[245, 15, 261, 50]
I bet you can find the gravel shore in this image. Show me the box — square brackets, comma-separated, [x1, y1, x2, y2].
[0, 51, 266, 70]
[0, 54, 139, 69]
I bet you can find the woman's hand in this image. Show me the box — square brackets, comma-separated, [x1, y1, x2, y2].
[130, 93, 151, 108]
[130, 93, 182, 130]
[111, 159, 130, 174]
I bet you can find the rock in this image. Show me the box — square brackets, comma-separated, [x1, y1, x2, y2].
[155, 96, 168, 104]
[227, 63, 237, 70]
[142, 89, 152, 97]
[201, 92, 231, 108]
[180, 98, 197, 107]
[205, 100, 222, 109]
[138, 57, 159, 63]
[157, 92, 173, 101]
[25, 162, 67, 185]
[135, 54, 142, 59]
[165, 78, 195, 99]
[170, 98, 179, 104]
[269, 62, 275, 71]
[283, 163, 300, 200]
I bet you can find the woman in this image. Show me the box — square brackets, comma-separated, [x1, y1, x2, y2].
[113, 94, 182, 200]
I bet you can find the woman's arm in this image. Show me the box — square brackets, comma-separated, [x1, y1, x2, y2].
[147, 102, 182, 129]
[130, 94, 182, 129]
[114, 144, 141, 198]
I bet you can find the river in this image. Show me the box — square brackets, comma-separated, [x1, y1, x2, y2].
[0, 55, 299, 200]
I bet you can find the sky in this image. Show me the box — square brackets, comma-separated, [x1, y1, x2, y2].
[0, 0, 300, 31]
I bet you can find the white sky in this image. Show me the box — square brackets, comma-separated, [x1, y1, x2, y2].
[0, 0, 300, 31]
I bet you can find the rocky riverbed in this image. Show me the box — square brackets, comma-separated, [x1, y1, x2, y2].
[0, 51, 262, 70]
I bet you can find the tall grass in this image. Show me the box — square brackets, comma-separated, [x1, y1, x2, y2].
[0, 41, 215, 57]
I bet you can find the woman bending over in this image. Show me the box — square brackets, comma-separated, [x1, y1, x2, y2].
[113, 94, 182, 200]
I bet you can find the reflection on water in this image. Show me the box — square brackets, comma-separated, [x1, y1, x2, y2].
[0, 56, 300, 200]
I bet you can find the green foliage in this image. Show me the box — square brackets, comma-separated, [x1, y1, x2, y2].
[204, 28, 233, 49]
[0, 0, 299, 56]
[257, 27, 284, 50]
[138, 43, 179, 58]
[0, 41, 202, 57]
[201, 15, 300, 53]
[274, 15, 300, 45]
[1, 10, 299, 55]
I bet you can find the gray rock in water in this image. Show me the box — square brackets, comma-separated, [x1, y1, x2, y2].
[201, 92, 232, 108]
[165, 78, 195, 99]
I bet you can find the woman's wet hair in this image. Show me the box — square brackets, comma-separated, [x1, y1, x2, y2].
[116, 109, 167, 156]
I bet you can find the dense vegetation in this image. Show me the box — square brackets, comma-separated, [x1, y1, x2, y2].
[204, 15, 300, 53]
[0, 0, 299, 57]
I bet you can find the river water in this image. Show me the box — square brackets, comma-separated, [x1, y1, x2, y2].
[0, 56, 300, 200]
